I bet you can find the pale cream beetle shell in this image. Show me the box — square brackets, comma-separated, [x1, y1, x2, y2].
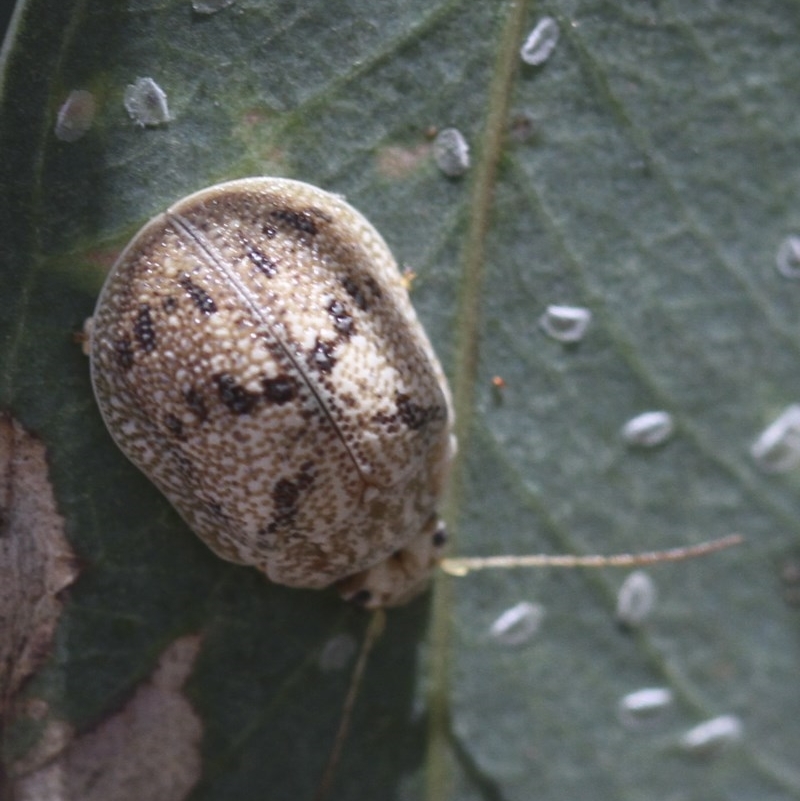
[89, 178, 455, 608]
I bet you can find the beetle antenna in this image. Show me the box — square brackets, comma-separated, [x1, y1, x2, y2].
[440, 533, 743, 576]
[313, 608, 386, 801]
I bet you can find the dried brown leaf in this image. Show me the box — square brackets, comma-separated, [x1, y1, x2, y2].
[0, 413, 79, 708]
[14, 635, 203, 801]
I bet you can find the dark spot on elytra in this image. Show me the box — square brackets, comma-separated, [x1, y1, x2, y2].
[214, 373, 261, 415]
[184, 387, 208, 422]
[273, 478, 299, 511]
[264, 464, 316, 534]
[114, 336, 134, 370]
[134, 304, 156, 353]
[396, 392, 444, 431]
[327, 299, 354, 337]
[364, 275, 382, 300]
[308, 338, 336, 373]
[262, 223, 277, 239]
[341, 276, 368, 311]
[340, 274, 382, 312]
[164, 413, 184, 438]
[264, 479, 299, 534]
[262, 374, 297, 405]
[269, 207, 318, 236]
[245, 245, 278, 277]
[179, 276, 217, 315]
[162, 296, 178, 313]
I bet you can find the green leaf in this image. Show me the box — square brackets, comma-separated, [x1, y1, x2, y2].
[2, 1, 799, 800]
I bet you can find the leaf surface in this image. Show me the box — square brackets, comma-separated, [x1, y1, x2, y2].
[1, 1, 799, 799]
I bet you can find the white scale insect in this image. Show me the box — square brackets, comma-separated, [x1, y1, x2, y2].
[86, 177, 741, 797]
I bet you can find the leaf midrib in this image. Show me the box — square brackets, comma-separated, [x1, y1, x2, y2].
[425, 2, 530, 799]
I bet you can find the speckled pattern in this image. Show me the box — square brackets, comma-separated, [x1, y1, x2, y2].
[89, 178, 455, 607]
